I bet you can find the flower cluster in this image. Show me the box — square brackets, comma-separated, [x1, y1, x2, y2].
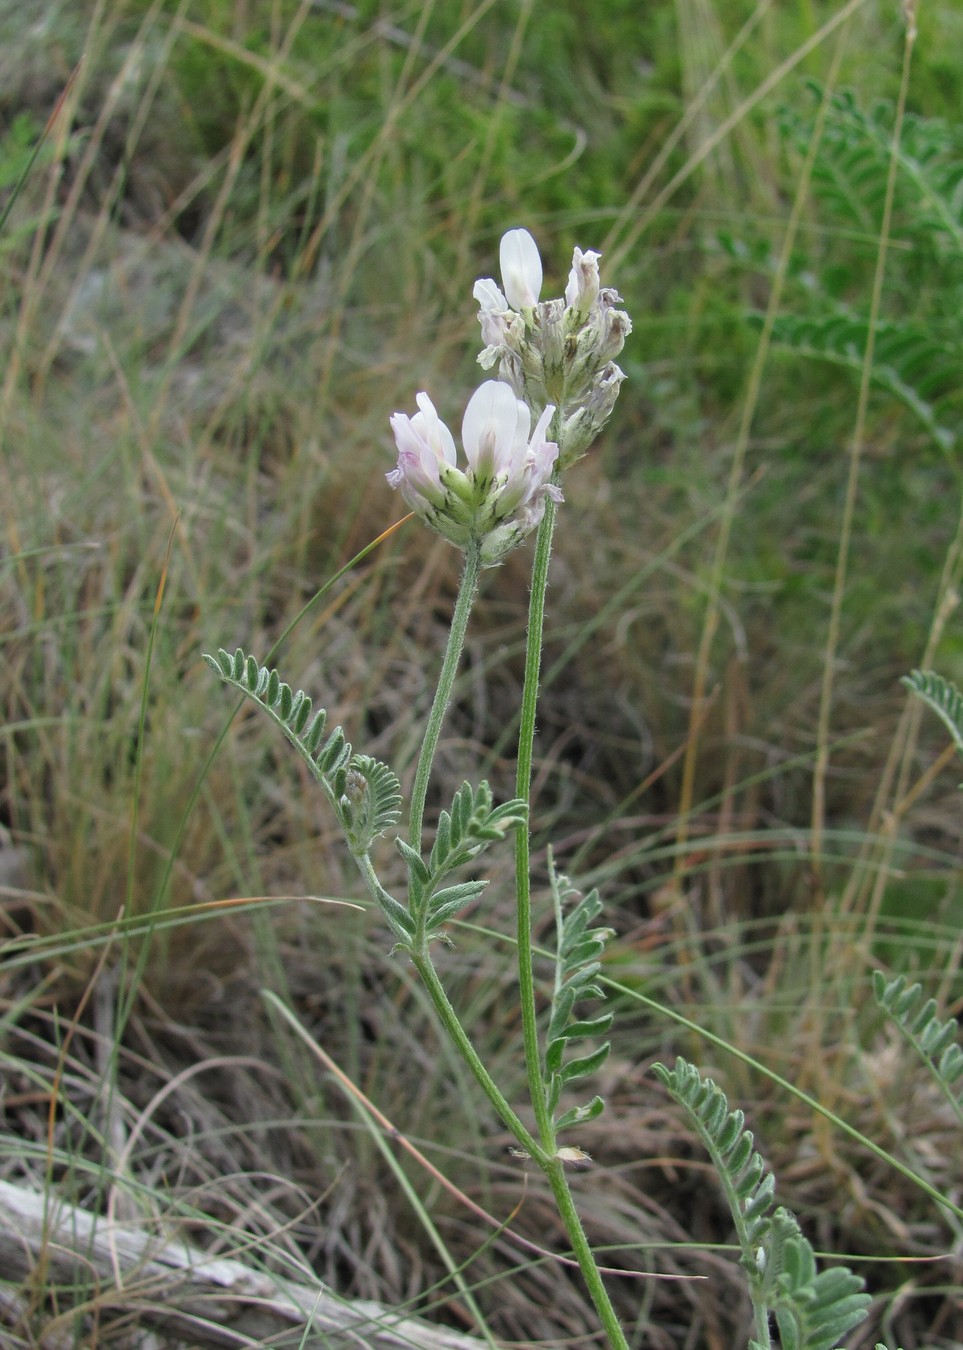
[474, 229, 631, 469]
[387, 229, 629, 563]
[387, 380, 562, 566]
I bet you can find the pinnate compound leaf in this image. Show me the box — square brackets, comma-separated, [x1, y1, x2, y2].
[747, 87, 963, 455]
[337, 754, 403, 854]
[544, 861, 614, 1133]
[204, 648, 402, 861]
[400, 781, 527, 940]
[903, 669, 963, 761]
[769, 1217, 869, 1350]
[204, 648, 340, 793]
[426, 782, 527, 884]
[873, 968, 963, 1125]
[653, 1059, 869, 1348]
[204, 647, 412, 939]
[761, 311, 959, 451]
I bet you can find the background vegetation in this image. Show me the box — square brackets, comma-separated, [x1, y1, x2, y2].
[1, 0, 962, 1345]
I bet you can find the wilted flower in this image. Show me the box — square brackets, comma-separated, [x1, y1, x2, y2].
[387, 381, 562, 565]
[474, 228, 631, 469]
[474, 277, 515, 349]
[564, 247, 601, 316]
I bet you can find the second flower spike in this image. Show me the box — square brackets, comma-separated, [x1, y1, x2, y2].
[474, 227, 631, 469]
[387, 381, 562, 566]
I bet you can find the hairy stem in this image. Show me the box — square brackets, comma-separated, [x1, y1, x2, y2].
[394, 539, 545, 1151]
[545, 1163, 630, 1350]
[408, 543, 482, 852]
[514, 498, 557, 1149]
[410, 950, 546, 1163]
[514, 498, 629, 1350]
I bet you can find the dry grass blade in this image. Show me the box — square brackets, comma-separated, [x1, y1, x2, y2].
[0, 1179, 488, 1349]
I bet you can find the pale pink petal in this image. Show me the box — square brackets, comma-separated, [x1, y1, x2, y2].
[411, 392, 457, 466]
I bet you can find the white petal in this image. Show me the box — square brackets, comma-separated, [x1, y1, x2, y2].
[461, 380, 524, 476]
[411, 392, 457, 466]
[499, 228, 543, 309]
[529, 403, 558, 469]
[473, 277, 508, 311]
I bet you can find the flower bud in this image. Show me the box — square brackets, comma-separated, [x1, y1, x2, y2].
[557, 363, 626, 468]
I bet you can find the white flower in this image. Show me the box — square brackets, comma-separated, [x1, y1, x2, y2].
[463, 380, 534, 483]
[499, 228, 543, 309]
[473, 229, 630, 469]
[387, 381, 562, 564]
[472, 276, 512, 352]
[387, 392, 457, 516]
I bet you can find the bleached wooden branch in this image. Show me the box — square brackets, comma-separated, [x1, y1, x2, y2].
[0, 1179, 489, 1348]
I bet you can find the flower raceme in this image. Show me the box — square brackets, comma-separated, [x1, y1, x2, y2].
[474, 228, 631, 469]
[387, 380, 562, 566]
[387, 230, 629, 563]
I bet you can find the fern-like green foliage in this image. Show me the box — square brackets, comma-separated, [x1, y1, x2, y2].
[730, 84, 963, 452]
[902, 668, 963, 762]
[653, 1058, 869, 1350]
[394, 781, 527, 939]
[543, 863, 614, 1132]
[757, 310, 960, 451]
[781, 86, 963, 258]
[204, 647, 401, 856]
[873, 971, 963, 1129]
[339, 754, 404, 856]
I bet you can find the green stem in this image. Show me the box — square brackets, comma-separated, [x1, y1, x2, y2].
[408, 543, 482, 852]
[514, 498, 558, 1149]
[514, 498, 629, 1350]
[411, 950, 547, 1164]
[545, 1164, 630, 1350]
[396, 538, 546, 1154]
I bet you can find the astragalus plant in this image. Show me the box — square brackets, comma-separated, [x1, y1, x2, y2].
[206, 229, 872, 1349]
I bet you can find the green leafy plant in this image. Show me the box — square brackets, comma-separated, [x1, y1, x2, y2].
[873, 970, 963, 1129]
[721, 86, 963, 454]
[756, 310, 960, 451]
[10, 7, 963, 1344]
[902, 668, 963, 760]
[207, 228, 635, 1347]
[779, 85, 963, 264]
[652, 1058, 870, 1350]
[395, 780, 529, 946]
[202, 218, 959, 1349]
[543, 861, 614, 1135]
[203, 645, 402, 854]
